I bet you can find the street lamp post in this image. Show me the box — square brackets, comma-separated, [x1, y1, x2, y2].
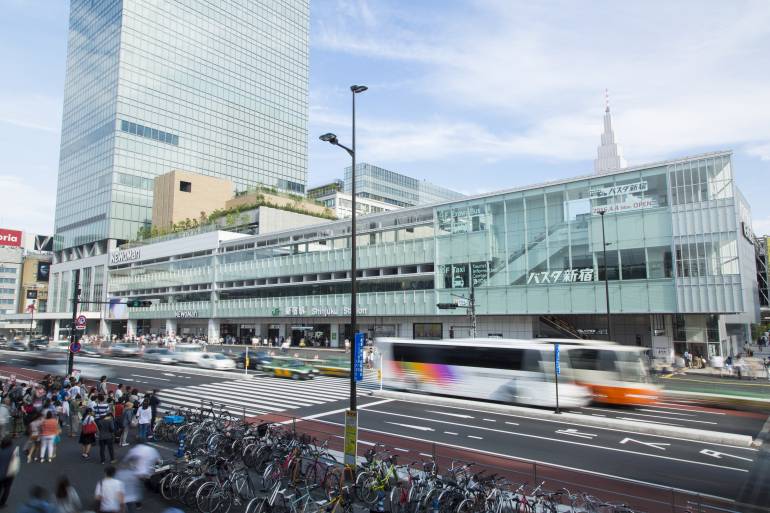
[598, 210, 612, 340]
[319, 84, 367, 412]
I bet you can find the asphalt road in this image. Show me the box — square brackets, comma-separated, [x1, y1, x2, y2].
[0, 350, 767, 504]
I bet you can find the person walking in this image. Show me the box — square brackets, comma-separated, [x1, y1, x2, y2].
[136, 399, 152, 442]
[80, 407, 97, 459]
[94, 394, 110, 420]
[0, 436, 19, 507]
[116, 456, 143, 513]
[39, 411, 60, 463]
[120, 400, 135, 447]
[98, 376, 109, 396]
[25, 412, 43, 463]
[148, 390, 160, 438]
[97, 412, 117, 464]
[0, 399, 10, 440]
[94, 465, 126, 513]
[16, 486, 57, 513]
[54, 476, 82, 513]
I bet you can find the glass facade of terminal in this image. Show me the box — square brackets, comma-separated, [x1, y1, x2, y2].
[54, 0, 310, 249]
[344, 163, 464, 207]
[84, 152, 757, 359]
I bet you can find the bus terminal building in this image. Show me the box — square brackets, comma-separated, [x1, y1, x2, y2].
[46, 151, 759, 363]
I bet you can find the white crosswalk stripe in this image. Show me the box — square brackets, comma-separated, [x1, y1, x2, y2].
[157, 371, 379, 416]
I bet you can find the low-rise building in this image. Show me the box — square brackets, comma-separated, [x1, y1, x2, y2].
[89, 150, 758, 362]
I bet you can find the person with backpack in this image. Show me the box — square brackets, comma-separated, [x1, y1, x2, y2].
[80, 407, 97, 459]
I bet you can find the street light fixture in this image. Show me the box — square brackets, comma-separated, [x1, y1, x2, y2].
[319, 84, 367, 413]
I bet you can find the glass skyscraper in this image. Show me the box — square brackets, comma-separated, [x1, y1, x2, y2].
[54, 0, 309, 250]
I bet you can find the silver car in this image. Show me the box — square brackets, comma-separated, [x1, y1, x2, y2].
[143, 348, 178, 364]
[108, 343, 140, 357]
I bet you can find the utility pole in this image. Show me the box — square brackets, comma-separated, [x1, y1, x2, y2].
[67, 270, 81, 376]
[470, 278, 477, 338]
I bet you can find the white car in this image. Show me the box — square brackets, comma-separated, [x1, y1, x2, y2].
[197, 352, 236, 370]
[172, 343, 206, 363]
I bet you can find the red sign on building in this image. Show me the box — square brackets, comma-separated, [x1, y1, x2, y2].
[0, 229, 22, 247]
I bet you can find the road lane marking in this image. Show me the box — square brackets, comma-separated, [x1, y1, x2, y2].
[387, 422, 434, 431]
[426, 410, 474, 419]
[637, 408, 696, 417]
[556, 428, 597, 440]
[162, 373, 176, 377]
[616, 417, 679, 427]
[419, 453, 433, 458]
[700, 449, 753, 462]
[620, 438, 670, 451]
[504, 421, 520, 426]
[482, 418, 496, 422]
[313, 418, 751, 473]
[394, 447, 409, 452]
[649, 404, 726, 415]
[280, 398, 394, 425]
[131, 374, 170, 381]
[444, 431, 458, 435]
[467, 435, 483, 439]
[615, 411, 718, 425]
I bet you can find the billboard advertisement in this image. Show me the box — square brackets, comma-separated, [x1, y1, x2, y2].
[36, 262, 50, 282]
[109, 298, 128, 320]
[0, 229, 22, 247]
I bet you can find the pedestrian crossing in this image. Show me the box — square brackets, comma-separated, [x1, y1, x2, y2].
[158, 371, 379, 418]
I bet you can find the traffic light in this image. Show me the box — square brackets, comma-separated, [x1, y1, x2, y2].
[126, 299, 153, 307]
[437, 303, 458, 309]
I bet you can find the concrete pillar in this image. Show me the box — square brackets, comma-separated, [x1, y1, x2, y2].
[99, 318, 110, 337]
[165, 319, 177, 337]
[207, 318, 219, 343]
[53, 319, 61, 341]
[126, 319, 137, 338]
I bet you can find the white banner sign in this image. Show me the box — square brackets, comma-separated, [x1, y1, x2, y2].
[591, 198, 657, 215]
[527, 268, 595, 284]
[285, 306, 368, 316]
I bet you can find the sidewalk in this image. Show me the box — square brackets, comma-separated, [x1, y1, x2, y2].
[4, 434, 176, 511]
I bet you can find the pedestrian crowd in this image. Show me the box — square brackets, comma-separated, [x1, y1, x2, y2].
[0, 371, 179, 512]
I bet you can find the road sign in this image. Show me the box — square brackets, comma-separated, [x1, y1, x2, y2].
[70, 342, 81, 353]
[455, 298, 470, 307]
[354, 333, 365, 382]
[75, 315, 86, 327]
[344, 410, 358, 467]
[554, 343, 560, 375]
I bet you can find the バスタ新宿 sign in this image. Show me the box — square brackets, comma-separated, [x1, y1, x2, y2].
[527, 268, 595, 284]
[589, 181, 648, 199]
[0, 228, 22, 247]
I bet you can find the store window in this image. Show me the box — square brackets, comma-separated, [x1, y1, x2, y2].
[414, 323, 443, 340]
[647, 246, 673, 279]
[596, 249, 619, 280]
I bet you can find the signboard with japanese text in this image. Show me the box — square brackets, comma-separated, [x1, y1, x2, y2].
[589, 181, 648, 199]
[354, 332, 365, 382]
[527, 268, 595, 284]
[343, 410, 358, 467]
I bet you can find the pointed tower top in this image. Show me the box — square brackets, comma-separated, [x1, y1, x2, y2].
[594, 90, 627, 175]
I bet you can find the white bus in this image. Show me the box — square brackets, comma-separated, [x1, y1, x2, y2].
[377, 338, 591, 408]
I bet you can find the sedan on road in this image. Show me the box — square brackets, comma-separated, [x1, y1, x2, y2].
[143, 348, 178, 364]
[261, 358, 318, 380]
[6, 341, 27, 351]
[28, 337, 49, 351]
[234, 351, 272, 370]
[197, 353, 236, 370]
[107, 343, 141, 357]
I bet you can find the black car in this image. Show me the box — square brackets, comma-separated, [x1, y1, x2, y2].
[234, 351, 272, 370]
[29, 338, 49, 350]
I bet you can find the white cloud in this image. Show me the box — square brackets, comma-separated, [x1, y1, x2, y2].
[313, 0, 770, 166]
[0, 174, 56, 235]
[0, 94, 61, 132]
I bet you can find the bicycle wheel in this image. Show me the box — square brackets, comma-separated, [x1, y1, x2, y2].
[323, 468, 341, 500]
[231, 471, 257, 500]
[262, 462, 283, 491]
[159, 472, 176, 501]
[389, 484, 408, 513]
[245, 497, 270, 513]
[183, 476, 206, 507]
[358, 475, 381, 506]
[196, 481, 220, 513]
[242, 442, 259, 468]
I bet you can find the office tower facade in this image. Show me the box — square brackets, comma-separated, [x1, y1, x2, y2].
[54, 0, 309, 250]
[343, 163, 464, 207]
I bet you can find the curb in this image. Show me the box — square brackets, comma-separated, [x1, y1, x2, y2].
[372, 390, 755, 448]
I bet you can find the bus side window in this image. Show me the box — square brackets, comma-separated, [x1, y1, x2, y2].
[521, 350, 541, 372]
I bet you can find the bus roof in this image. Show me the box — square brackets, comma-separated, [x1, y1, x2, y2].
[376, 338, 560, 350]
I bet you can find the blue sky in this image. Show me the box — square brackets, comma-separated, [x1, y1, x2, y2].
[1, 0, 769, 236]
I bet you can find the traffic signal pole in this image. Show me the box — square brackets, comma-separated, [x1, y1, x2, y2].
[67, 270, 80, 376]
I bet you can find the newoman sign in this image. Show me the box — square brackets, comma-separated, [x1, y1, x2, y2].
[110, 248, 141, 265]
